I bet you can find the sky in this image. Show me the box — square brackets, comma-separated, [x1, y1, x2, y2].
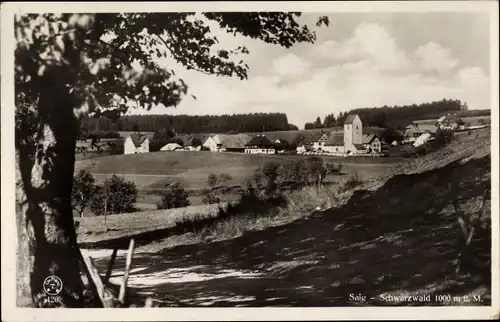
[128, 12, 491, 129]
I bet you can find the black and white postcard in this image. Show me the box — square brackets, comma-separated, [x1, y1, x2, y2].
[1, 1, 499, 321]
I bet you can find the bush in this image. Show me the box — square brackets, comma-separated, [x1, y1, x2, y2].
[433, 129, 454, 148]
[340, 172, 363, 192]
[157, 182, 191, 209]
[326, 162, 343, 175]
[201, 188, 220, 205]
[219, 173, 234, 184]
[71, 169, 96, 217]
[150, 139, 170, 152]
[89, 175, 138, 215]
[207, 173, 218, 188]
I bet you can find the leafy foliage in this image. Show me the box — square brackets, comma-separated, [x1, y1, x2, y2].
[156, 182, 190, 209]
[71, 169, 96, 217]
[207, 173, 218, 188]
[201, 189, 220, 205]
[218, 173, 233, 184]
[89, 175, 138, 215]
[250, 157, 328, 199]
[16, 12, 327, 115]
[326, 162, 343, 175]
[340, 172, 363, 192]
[433, 128, 454, 148]
[380, 127, 404, 144]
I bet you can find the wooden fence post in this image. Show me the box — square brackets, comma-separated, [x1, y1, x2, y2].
[104, 248, 119, 283]
[119, 238, 136, 305]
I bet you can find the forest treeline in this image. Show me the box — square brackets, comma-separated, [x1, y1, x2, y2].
[304, 99, 489, 130]
[80, 112, 296, 134]
[79, 99, 490, 137]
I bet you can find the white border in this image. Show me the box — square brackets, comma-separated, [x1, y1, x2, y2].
[1, 1, 499, 321]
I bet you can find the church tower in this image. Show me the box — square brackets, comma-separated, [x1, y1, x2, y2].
[343, 114, 363, 153]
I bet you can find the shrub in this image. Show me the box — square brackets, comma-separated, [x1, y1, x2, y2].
[89, 175, 138, 216]
[201, 188, 220, 205]
[207, 173, 218, 188]
[219, 173, 234, 184]
[341, 172, 363, 192]
[157, 182, 191, 210]
[150, 139, 170, 152]
[71, 169, 96, 217]
[326, 162, 343, 175]
[433, 129, 454, 148]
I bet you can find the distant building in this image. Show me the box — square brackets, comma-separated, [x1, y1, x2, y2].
[185, 135, 209, 151]
[295, 114, 373, 155]
[343, 114, 364, 154]
[437, 114, 465, 131]
[160, 142, 184, 151]
[312, 132, 329, 150]
[245, 135, 276, 154]
[203, 134, 252, 152]
[362, 134, 382, 153]
[274, 138, 290, 153]
[403, 123, 438, 144]
[323, 131, 344, 154]
[124, 133, 150, 154]
[413, 132, 434, 147]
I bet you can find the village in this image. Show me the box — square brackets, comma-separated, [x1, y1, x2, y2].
[116, 112, 484, 157]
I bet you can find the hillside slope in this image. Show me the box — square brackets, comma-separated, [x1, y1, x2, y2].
[90, 128, 492, 307]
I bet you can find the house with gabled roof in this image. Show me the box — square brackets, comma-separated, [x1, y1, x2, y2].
[245, 135, 275, 154]
[274, 138, 290, 153]
[323, 131, 345, 154]
[203, 134, 252, 152]
[296, 131, 323, 154]
[185, 135, 209, 151]
[403, 123, 438, 143]
[312, 131, 330, 151]
[362, 134, 382, 153]
[437, 114, 465, 131]
[124, 133, 150, 154]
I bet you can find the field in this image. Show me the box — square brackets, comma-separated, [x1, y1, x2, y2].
[75, 151, 404, 212]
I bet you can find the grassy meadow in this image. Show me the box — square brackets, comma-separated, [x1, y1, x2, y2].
[75, 151, 405, 213]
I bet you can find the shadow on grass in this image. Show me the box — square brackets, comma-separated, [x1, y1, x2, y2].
[93, 155, 491, 307]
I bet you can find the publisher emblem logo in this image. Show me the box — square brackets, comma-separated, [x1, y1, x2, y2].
[43, 275, 63, 296]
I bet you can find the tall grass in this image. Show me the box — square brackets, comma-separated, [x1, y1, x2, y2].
[170, 173, 365, 241]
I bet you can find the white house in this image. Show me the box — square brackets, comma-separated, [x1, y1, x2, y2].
[312, 132, 329, 150]
[403, 123, 438, 144]
[413, 132, 433, 147]
[160, 142, 184, 151]
[124, 133, 150, 154]
[437, 114, 465, 131]
[202, 134, 251, 152]
[362, 134, 382, 153]
[202, 136, 218, 152]
[244, 135, 275, 154]
[323, 132, 344, 154]
[343, 114, 364, 154]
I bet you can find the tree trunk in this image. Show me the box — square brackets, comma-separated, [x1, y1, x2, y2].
[16, 75, 85, 307]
